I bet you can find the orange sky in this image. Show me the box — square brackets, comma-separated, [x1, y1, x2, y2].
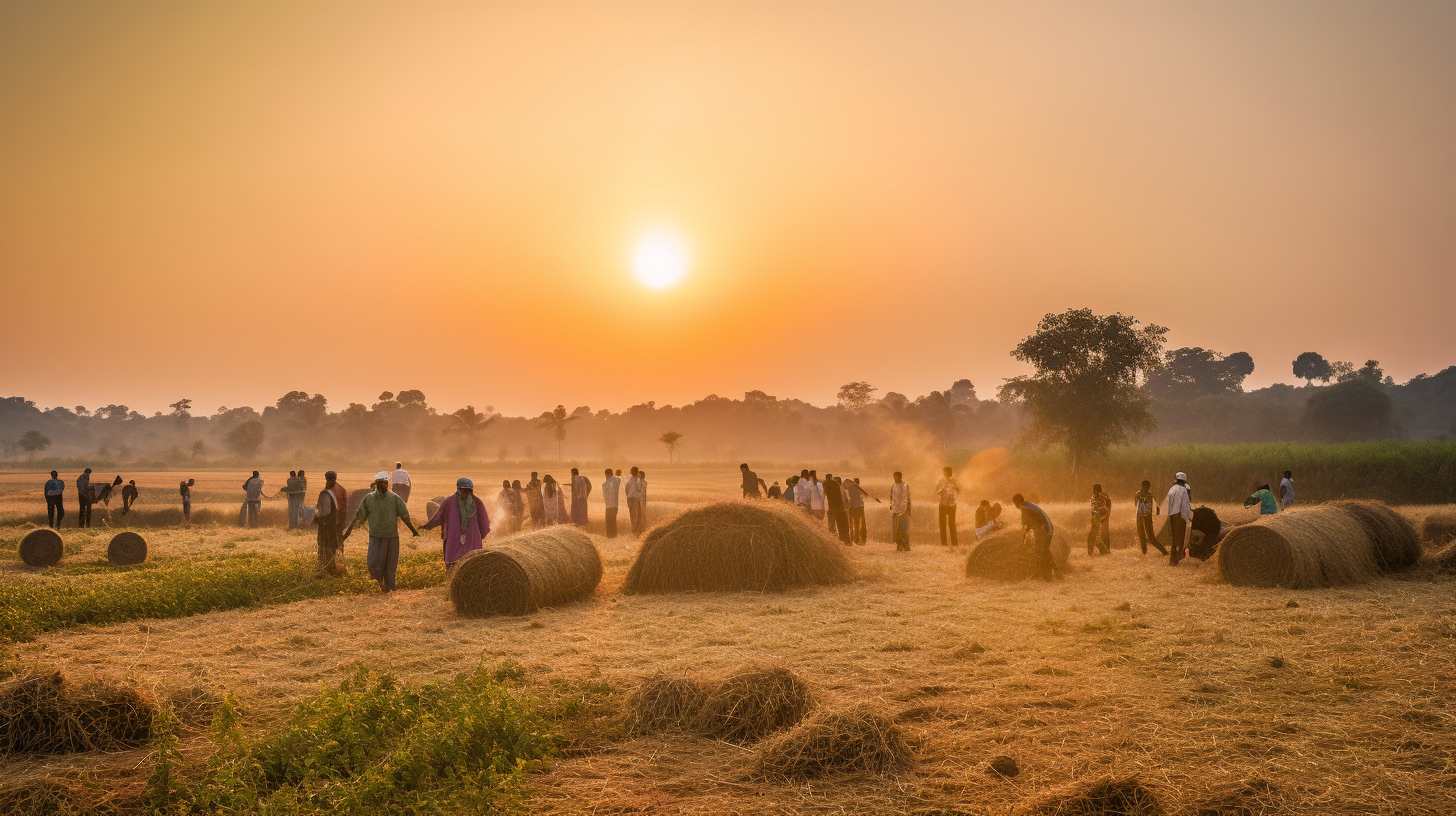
[3, 2, 1454, 416]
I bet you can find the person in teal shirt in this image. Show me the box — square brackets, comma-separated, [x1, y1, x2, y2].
[1243, 483, 1279, 515]
[342, 472, 419, 592]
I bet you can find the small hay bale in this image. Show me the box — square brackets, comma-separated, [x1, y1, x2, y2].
[695, 666, 813, 744]
[965, 530, 1070, 581]
[755, 706, 911, 779]
[0, 672, 156, 754]
[18, 529, 62, 568]
[1217, 507, 1378, 588]
[1021, 777, 1164, 816]
[1422, 512, 1456, 547]
[106, 532, 147, 566]
[623, 501, 854, 594]
[625, 674, 710, 735]
[1333, 500, 1421, 571]
[448, 528, 602, 616]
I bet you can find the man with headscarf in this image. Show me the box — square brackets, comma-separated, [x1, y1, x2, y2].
[570, 467, 592, 526]
[313, 470, 347, 577]
[1166, 472, 1193, 566]
[343, 471, 419, 592]
[424, 477, 490, 568]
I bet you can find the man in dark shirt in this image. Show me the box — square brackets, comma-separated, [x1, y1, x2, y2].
[76, 468, 93, 528]
[1014, 493, 1058, 581]
[121, 480, 139, 514]
[824, 475, 850, 544]
[739, 463, 766, 499]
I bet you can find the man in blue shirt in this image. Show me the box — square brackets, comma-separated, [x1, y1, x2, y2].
[1014, 493, 1058, 581]
[44, 470, 65, 528]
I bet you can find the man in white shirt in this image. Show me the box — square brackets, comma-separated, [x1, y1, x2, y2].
[793, 469, 813, 510]
[625, 466, 645, 535]
[808, 470, 826, 520]
[889, 471, 912, 551]
[391, 462, 412, 503]
[1165, 471, 1192, 565]
[601, 467, 621, 538]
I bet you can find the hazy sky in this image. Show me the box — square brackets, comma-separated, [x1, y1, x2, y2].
[3, 1, 1454, 416]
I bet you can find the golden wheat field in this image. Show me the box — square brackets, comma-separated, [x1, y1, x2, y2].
[3, 467, 1456, 814]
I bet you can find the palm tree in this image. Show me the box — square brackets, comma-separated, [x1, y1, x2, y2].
[449, 405, 497, 459]
[536, 405, 577, 462]
[659, 431, 683, 463]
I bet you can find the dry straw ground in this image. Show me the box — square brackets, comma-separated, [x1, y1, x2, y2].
[2, 469, 1456, 814]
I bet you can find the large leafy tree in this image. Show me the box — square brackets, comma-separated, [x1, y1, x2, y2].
[18, 430, 50, 460]
[1304, 378, 1394, 440]
[998, 309, 1167, 475]
[1291, 351, 1333, 385]
[659, 431, 684, 463]
[224, 420, 265, 458]
[836, 381, 877, 410]
[1147, 347, 1255, 398]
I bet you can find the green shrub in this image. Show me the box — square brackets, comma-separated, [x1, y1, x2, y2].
[0, 554, 445, 642]
[151, 665, 553, 815]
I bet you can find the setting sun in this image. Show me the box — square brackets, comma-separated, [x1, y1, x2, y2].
[631, 228, 690, 290]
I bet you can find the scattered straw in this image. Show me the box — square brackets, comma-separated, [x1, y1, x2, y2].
[448, 528, 602, 616]
[694, 666, 814, 744]
[0, 671, 155, 754]
[1020, 776, 1164, 815]
[625, 674, 709, 735]
[755, 705, 911, 779]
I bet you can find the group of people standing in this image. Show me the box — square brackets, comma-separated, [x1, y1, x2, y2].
[745, 463, 879, 547]
[492, 467, 650, 537]
[40, 468, 126, 529]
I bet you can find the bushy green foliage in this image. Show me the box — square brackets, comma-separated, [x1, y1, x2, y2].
[0, 554, 445, 642]
[150, 666, 553, 816]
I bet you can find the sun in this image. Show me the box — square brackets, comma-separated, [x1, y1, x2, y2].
[631, 227, 690, 290]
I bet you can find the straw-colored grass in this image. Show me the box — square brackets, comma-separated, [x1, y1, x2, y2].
[105, 532, 147, 566]
[1422, 512, 1456, 547]
[965, 530, 1071, 581]
[1217, 506, 1379, 588]
[1019, 776, 1163, 815]
[624, 502, 854, 594]
[755, 705, 911, 779]
[693, 666, 814, 744]
[624, 674, 709, 736]
[448, 528, 602, 616]
[0, 671, 155, 754]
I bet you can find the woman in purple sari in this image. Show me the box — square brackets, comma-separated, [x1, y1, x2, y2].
[423, 477, 491, 568]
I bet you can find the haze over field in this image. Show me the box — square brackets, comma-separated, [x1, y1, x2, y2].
[4, 1, 1456, 417]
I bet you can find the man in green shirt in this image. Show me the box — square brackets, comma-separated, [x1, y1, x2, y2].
[342, 472, 419, 592]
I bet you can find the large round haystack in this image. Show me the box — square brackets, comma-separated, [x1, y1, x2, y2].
[18, 529, 62, 568]
[623, 502, 854, 594]
[448, 528, 602, 616]
[106, 532, 147, 566]
[694, 666, 814, 744]
[625, 674, 710, 736]
[965, 530, 1071, 581]
[1423, 513, 1456, 547]
[755, 706, 911, 779]
[1192, 505, 1222, 542]
[0, 672, 155, 754]
[1217, 507, 1378, 588]
[1020, 777, 1164, 816]
[1333, 501, 1421, 571]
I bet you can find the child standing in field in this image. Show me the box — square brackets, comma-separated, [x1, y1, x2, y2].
[1133, 480, 1165, 555]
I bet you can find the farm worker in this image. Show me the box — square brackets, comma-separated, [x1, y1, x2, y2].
[1244, 483, 1279, 515]
[936, 466, 960, 547]
[637, 470, 650, 533]
[76, 467, 93, 528]
[509, 480, 525, 533]
[241, 471, 265, 528]
[1013, 493, 1057, 581]
[890, 471, 912, 551]
[740, 463, 766, 499]
[1086, 484, 1111, 556]
[423, 477, 490, 568]
[1133, 480, 1165, 555]
[626, 467, 646, 534]
[343, 471, 419, 592]
[1166, 472, 1193, 565]
[44, 470, 65, 528]
[570, 467, 592, 526]
[390, 462, 411, 503]
[824, 474, 848, 541]
[121, 480, 139, 514]
[808, 471, 826, 521]
[974, 499, 1004, 540]
[542, 475, 564, 525]
[1278, 470, 1295, 509]
[845, 477, 871, 544]
[602, 468, 621, 538]
[284, 470, 302, 529]
[179, 478, 195, 524]
[767, 481, 782, 500]
[496, 480, 516, 531]
[793, 469, 813, 511]
[313, 471, 347, 577]
[525, 472, 545, 528]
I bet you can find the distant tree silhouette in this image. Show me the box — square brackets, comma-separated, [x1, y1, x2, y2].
[168, 398, 193, 418]
[1292, 352, 1333, 386]
[659, 431, 684, 463]
[1148, 347, 1255, 398]
[224, 420, 265, 458]
[1304, 379, 1394, 440]
[837, 381, 877, 409]
[536, 405, 577, 461]
[449, 405, 497, 458]
[1337, 359, 1384, 384]
[18, 430, 50, 461]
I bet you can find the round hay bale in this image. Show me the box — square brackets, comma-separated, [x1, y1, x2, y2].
[623, 501, 854, 594]
[1192, 505, 1222, 542]
[106, 532, 147, 566]
[18, 529, 62, 568]
[754, 706, 911, 779]
[1422, 512, 1456, 547]
[965, 529, 1070, 581]
[694, 666, 813, 744]
[1216, 507, 1378, 589]
[1020, 776, 1164, 816]
[448, 528, 602, 616]
[1333, 500, 1421, 571]
[425, 496, 449, 520]
[0, 672, 156, 754]
[625, 674, 710, 735]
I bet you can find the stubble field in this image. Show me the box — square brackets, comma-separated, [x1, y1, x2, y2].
[2, 467, 1455, 815]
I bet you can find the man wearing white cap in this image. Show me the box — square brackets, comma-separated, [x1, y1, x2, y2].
[343, 471, 419, 591]
[1165, 472, 1193, 565]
